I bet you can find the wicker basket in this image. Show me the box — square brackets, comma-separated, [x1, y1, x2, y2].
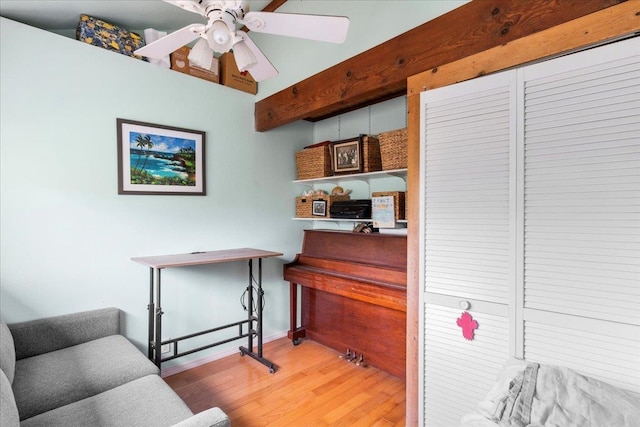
[295, 195, 350, 218]
[372, 191, 406, 220]
[378, 128, 407, 170]
[361, 135, 382, 173]
[295, 145, 331, 180]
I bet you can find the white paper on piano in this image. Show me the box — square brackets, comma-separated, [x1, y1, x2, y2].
[372, 196, 395, 228]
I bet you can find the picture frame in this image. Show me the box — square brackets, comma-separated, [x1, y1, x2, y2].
[331, 137, 362, 175]
[117, 118, 206, 195]
[312, 200, 327, 216]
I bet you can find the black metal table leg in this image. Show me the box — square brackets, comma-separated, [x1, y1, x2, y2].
[147, 268, 154, 360]
[247, 259, 254, 353]
[239, 258, 276, 373]
[257, 258, 264, 358]
[154, 268, 163, 368]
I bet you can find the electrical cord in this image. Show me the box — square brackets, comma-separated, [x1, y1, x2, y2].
[240, 271, 266, 312]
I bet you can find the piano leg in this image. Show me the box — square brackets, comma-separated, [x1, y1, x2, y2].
[287, 281, 306, 345]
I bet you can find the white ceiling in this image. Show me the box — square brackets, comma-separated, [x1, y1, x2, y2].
[0, 0, 272, 33]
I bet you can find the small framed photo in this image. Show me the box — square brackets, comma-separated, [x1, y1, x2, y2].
[312, 200, 327, 216]
[117, 118, 206, 195]
[331, 137, 362, 175]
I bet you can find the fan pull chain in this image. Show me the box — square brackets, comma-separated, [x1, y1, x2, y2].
[337, 115, 341, 140]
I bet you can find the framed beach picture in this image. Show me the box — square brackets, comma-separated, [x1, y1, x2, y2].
[117, 119, 206, 195]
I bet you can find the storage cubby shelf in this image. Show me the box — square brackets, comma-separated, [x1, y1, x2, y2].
[293, 168, 407, 224]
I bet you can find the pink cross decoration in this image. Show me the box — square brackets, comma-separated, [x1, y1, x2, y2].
[456, 311, 478, 341]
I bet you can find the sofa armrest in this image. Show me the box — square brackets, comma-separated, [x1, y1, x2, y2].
[8, 307, 120, 360]
[171, 407, 231, 427]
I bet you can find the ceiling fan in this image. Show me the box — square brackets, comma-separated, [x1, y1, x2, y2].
[135, 0, 350, 82]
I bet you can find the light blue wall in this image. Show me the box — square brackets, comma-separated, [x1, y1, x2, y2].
[0, 17, 310, 366]
[0, 0, 466, 370]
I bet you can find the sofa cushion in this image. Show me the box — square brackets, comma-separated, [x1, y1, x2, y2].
[0, 321, 16, 383]
[13, 334, 159, 420]
[9, 307, 120, 360]
[0, 369, 19, 427]
[21, 374, 194, 427]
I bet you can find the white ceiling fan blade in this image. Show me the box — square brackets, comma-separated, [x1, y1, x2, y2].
[163, 0, 206, 16]
[135, 24, 205, 58]
[242, 12, 349, 44]
[237, 31, 278, 82]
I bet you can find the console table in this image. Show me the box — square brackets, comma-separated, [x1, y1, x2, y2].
[132, 248, 282, 373]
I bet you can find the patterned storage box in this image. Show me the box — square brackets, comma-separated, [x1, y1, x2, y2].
[295, 195, 350, 218]
[76, 14, 145, 59]
[372, 191, 406, 220]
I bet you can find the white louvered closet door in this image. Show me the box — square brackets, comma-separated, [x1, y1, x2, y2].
[519, 37, 640, 394]
[419, 71, 516, 426]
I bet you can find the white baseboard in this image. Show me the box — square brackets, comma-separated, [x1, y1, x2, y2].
[160, 330, 288, 378]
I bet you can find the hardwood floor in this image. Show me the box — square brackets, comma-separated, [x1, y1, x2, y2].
[165, 337, 406, 426]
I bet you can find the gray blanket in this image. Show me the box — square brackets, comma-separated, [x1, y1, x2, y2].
[462, 358, 640, 427]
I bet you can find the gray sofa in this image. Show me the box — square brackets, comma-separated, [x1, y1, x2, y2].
[0, 307, 230, 427]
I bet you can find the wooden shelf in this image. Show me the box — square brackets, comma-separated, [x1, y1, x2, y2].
[293, 218, 407, 223]
[293, 169, 407, 185]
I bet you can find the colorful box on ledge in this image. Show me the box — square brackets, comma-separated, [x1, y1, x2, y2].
[76, 14, 145, 59]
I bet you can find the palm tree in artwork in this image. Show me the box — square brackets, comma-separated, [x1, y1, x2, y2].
[140, 135, 154, 171]
[133, 134, 151, 171]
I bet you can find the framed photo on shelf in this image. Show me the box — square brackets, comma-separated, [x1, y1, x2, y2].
[117, 118, 206, 195]
[312, 200, 327, 216]
[331, 137, 362, 175]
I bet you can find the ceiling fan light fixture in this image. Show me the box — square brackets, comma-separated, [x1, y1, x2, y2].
[188, 38, 214, 70]
[232, 40, 257, 72]
[207, 19, 233, 52]
[147, 1, 348, 82]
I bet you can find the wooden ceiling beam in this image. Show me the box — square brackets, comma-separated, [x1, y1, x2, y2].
[254, 0, 625, 132]
[261, 0, 288, 13]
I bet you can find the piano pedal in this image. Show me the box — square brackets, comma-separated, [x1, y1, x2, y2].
[339, 348, 351, 360]
[347, 351, 357, 362]
[356, 354, 368, 368]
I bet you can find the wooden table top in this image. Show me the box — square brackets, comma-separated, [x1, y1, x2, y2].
[131, 248, 283, 269]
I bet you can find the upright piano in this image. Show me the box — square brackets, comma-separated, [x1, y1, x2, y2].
[283, 229, 407, 378]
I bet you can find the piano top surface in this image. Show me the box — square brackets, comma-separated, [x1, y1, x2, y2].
[295, 229, 407, 271]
